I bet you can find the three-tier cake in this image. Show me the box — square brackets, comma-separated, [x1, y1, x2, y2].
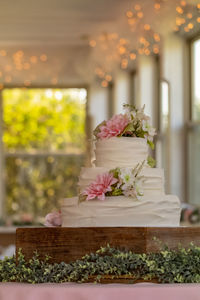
[61, 105, 181, 227]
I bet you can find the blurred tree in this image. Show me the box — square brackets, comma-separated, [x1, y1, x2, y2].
[3, 88, 86, 152]
[2, 88, 86, 221]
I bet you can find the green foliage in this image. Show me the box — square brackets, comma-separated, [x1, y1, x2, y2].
[147, 156, 156, 168]
[5, 155, 85, 218]
[147, 140, 154, 150]
[2, 88, 86, 218]
[2, 244, 200, 284]
[3, 88, 86, 151]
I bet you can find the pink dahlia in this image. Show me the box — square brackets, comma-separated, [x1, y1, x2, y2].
[97, 114, 129, 140]
[44, 211, 62, 227]
[82, 173, 118, 201]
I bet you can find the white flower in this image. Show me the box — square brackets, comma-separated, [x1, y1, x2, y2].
[135, 177, 144, 197]
[148, 127, 156, 137]
[123, 187, 137, 198]
[142, 120, 156, 137]
[119, 168, 134, 190]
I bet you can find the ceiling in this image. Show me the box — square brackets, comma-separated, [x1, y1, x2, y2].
[0, 0, 199, 87]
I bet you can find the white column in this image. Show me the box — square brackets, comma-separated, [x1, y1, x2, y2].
[88, 83, 109, 130]
[113, 70, 131, 114]
[0, 92, 4, 218]
[138, 55, 159, 128]
[162, 34, 189, 201]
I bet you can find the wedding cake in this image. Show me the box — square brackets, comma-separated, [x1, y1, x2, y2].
[61, 105, 181, 227]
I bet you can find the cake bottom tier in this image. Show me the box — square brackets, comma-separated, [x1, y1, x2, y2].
[61, 195, 181, 227]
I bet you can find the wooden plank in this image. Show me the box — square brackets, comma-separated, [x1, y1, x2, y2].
[147, 227, 200, 251]
[16, 227, 200, 264]
[16, 227, 146, 263]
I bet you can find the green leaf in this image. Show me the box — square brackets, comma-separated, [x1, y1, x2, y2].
[147, 140, 155, 150]
[119, 123, 135, 137]
[147, 156, 156, 168]
[93, 121, 106, 139]
[111, 188, 123, 196]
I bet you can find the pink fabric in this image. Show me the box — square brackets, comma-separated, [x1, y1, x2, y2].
[0, 283, 200, 300]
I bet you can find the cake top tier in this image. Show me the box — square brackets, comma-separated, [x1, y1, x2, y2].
[93, 104, 156, 150]
[94, 137, 148, 168]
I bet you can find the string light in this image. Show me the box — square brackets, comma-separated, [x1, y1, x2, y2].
[30, 56, 38, 63]
[188, 23, 194, 29]
[144, 48, 150, 56]
[154, 33, 160, 42]
[121, 58, 128, 69]
[174, 26, 179, 32]
[176, 6, 184, 14]
[154, 3, 161, 10]
[101, 80, 108, 87]
[134, 4, 141, 11]
[105, 74, 112, 82]
[138, 48, 144, 55]
[126, 11, 133, 18]
[144, 24, 151, 31]
[137, 11, 144, 18]
[118, 46, 126, 55]
[130, 53, 136, 60]
[184, 26, 189, 32]
[180, 1, 186, 6]
[89, 40, 96, 47]
[40, 54, 47, 62]
[153, 45, 159, 54]
[197, 3, 200, 9]
[128, 18, 136, 25]
[187, 13, 193, 19]
[197, 17, 200, 23]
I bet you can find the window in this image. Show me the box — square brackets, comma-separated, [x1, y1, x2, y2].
[191, 39, 200, 121]
[156, 80, 170, 192]
[0, 88, 87, 223]
[188, 37, 200, 204]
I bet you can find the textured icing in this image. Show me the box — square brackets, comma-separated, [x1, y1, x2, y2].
[78, 167, 165, 196]
[94, 137, 148, 168]
[61, 135, 181, 227]
[61, 195, 181, 227]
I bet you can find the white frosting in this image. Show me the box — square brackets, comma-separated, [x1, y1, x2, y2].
[94, 137, 148, 168]
[61, 136, 181, 227]
[78, 167, 165, 196]
[61, 195, 181, 227]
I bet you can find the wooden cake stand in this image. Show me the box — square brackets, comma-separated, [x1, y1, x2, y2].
[16, 227, 200, 263]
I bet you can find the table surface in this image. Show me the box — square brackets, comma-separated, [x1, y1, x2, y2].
[1, 283, 200, 300]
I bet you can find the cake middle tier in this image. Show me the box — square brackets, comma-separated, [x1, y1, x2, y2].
[94, 137, 149, 168]
[78, 167, 165, 196]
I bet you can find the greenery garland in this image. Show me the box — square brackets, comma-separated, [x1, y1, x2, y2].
[1, 243, 200, 284]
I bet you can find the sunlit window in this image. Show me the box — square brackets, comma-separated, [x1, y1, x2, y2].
[2, 88, 87, 223]
[191, 39, 200, 120]
[188, 37, 200, 205]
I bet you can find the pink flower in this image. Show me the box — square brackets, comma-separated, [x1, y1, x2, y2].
[44, 211, 62, 227]
[97, 114, 129, 140]
[82, 173, 118, 201]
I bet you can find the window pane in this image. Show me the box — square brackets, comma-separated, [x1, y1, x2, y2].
[2, 88, 86, 222]
[192, 39, 200, 121]
[3, 88, 86, 152]
[188, 126, 200, 205]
